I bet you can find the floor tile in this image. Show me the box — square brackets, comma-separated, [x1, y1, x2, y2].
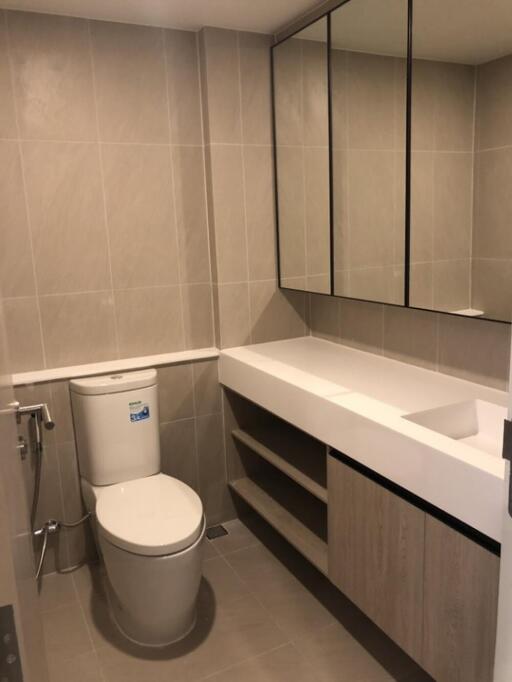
[203, 538, 220, 560]
[96, 593, 288, 682]
[201, 643, 316, 682]
[207, 518, 261, 556]
[47, 650, 103, 682]
[199, 556, 251, 609]
[42, 603, 93, 666]
[39, 571, 77, 612]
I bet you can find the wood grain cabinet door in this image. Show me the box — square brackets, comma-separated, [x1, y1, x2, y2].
[422, 516, 500, 682]
[327, 456, 425, 662]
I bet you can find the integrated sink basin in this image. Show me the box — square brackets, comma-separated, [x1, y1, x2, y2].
[404, 399, 507, 457]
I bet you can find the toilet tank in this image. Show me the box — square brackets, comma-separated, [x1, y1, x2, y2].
[70, 369, 160, 486]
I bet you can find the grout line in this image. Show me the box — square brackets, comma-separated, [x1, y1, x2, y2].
[4, 12, 48, 369]
[86, 18, 121, 361]
[196, 643, 291, 682]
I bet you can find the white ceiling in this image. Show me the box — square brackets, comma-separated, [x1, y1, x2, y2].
[0, 0, 320, 33]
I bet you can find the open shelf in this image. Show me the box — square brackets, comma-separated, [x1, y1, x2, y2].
[232, 426, 327, 503]
[229, 476, 328, 575]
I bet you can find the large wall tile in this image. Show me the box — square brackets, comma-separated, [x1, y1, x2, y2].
[302, 37, 328, 148]
[472, 259, 512, 322]
[192, 360, 222, 416]
[196, 413, 233, 523]
[216, 283, 251, 349]
[0, 141, 35, 297]
[410, 151, 433, 263]
[276, 145, 306, 279]
[305, 147, 330, 278]
[90, 21, 168, 143]
[433, 152, 472, 260]
[273, 37, 302, 147]
[114, 286, 184, 358]
[172, 145, 210, 284]
[239, 32, 272, 145]
[160, 418, 198, 492]
[309, 294, 339, 343]
[7, 11, 96, 141]
[476, 54, 512, 151]
[411, 59, 437, 151]
[157, 363, 194, 423]
[182, 283, 214, 349]
[331, 49, 348, 151]
[249, 281, 306, 344]
[0, 12, 17, 137]
[244, 145, 276, 281]
[102, 144, 179, 289]
[473, 148, 512, 259]
[3, 297, 44, 371]
[409, 263, 433, 310]
[199, 28, 241, 144]
[434, 62, 475, 151]
[438, 315, 510, 389]
[40, 292, 117, 367]
[432, 260, 470, 312]
[165, 29, 202, 145]
[22, 140, 110, 294]
[383, 306, 437, 369]
[338, 298, 383, 354]
[209, 145, 248, 283]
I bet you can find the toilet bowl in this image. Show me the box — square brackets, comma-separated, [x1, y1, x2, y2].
[70, 369, 204, 647]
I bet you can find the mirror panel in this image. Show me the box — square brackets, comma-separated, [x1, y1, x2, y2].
[274, 17, 331, 294]
[331, 0, 408, 304]
[410, 0, 512, 322]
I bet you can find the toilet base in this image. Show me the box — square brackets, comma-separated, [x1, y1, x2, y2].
[110, 603, 198, 648]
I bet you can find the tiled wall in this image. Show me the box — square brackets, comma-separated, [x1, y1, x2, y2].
[199, 27, 308, 348]
[14, 358, 225, 574]
[472, 53, 512, 320]
[0, 10, 213, 373]
[273, 34, 330, 293]
[309, 294, 510, 390]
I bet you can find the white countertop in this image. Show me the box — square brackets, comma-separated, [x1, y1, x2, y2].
[219, 336, 507, 542]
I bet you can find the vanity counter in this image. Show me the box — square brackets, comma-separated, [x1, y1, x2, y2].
[219, 336, 507, 542]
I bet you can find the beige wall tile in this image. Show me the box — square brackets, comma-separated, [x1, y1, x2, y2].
[7, 12, 95, 141]
[160, 418, 198, 492]
[0, 141, 35, 297]
[172, 145, 210, 284]
[410, 263, 433, 310]
[411, 59, 437, 151]
[472, 259, 512, 322]
[433, 152, 472, 260]
[22, 140, 110, 294]
[434, 62, 475, 151]
[102, 144, 179, 289]
[350, 267, 393, 304]
[90, 21, 168, 143]
[276, 145, 306, 280]
[114, 286, 184, 358]
[337, 298, 383, 354]
[200, 28, 241, 144]
[347, 51, 395, 150]
[165, 29, 202, 145]
[157, 363, 194, 423]
[331, 49, 348, 151]
[40, 291, 117, 367]
[473, 148, 512, 259]
[273, 37, 303, 147]
[332, 149, 349, 272]
[239, 32, 272, 145]
[3, 297, 44, 371]
[383, 306, 437, 369]
[307, 274, 330, 294]
[410, 151, 433, 263]
[310, 294, 339, 342]
[182, 283, 214, 349]
[244, 145, 276, 281]
[438, 315, 510, 389]
[216, 283, 251, 349]
[476, 54, 512, 151]
[0, 12, 17, 138]
[209, 145, 248, 283]
[302, 35, 328, 148]
[50, 380, 74, 444]
[348, 150, 395, 269]
[305, 147, 330, 283]
[433, 260, 470, 312]
[192, 360, 221, 416]
[249, 281, 306, 344]
[196, 413, 232, 524]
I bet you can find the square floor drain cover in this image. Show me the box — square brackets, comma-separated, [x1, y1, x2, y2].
[206, 524, 228, 540]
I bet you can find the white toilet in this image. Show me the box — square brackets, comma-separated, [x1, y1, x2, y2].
[70, 369, 205, 647]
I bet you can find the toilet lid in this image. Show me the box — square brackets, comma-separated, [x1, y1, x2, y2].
[96, 473, 204, 556]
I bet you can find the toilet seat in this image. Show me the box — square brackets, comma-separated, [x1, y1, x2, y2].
[95, 473, 203, 557]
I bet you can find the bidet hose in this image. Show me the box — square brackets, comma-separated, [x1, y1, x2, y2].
[35, 527, 48, 581]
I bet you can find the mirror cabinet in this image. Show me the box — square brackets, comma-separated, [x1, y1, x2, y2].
[272, 0, 512, 323]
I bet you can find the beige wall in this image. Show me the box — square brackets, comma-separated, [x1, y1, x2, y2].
[472, 52, 512, 321]
[1, 10, 213, 373]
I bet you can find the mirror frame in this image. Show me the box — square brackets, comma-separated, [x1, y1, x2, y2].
[271, 0, 512, 325]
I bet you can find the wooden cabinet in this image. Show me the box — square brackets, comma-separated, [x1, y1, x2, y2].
[328, 455, 425, 662]
[422, 516, 500, 682]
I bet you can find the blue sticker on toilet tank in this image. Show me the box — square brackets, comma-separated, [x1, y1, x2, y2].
[129, 401, 150, 422]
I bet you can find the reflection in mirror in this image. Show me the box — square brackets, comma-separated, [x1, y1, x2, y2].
[410, 0, 512, 322]
[273, 17, 330, 294]
[331, 0, 408, 304]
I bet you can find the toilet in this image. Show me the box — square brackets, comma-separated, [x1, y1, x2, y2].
[70, 369, 204, 647]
